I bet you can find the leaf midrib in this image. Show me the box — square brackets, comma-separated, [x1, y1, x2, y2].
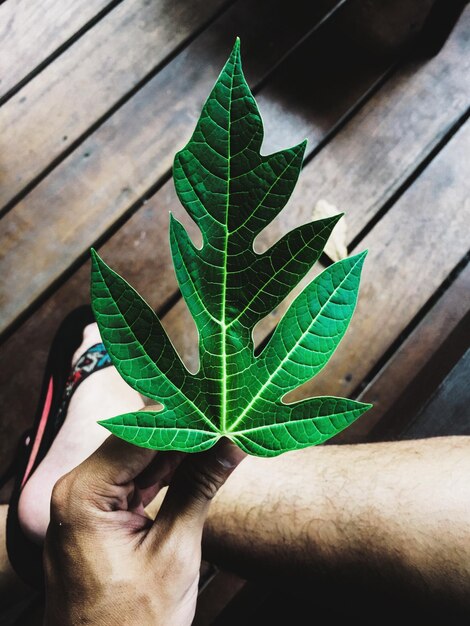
[219, 56, 236, 433]
[94, 257, 218, 434]
[227, 146, 303, 237]
[227, 256, 363, 433]
[227, 219, 336, 329]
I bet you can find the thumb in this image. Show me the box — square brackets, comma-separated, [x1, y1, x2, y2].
[151, 438, 245, 538]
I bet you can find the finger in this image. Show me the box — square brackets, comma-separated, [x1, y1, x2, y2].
[150, 438, 245, 541]
[136, 451, 186, 508]
[136, 450, 185, 489]
[82, 434, 158, 488]
[82, 404, 165, 488]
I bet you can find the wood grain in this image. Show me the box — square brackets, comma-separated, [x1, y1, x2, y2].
[0, 0, 229, 209]
[1, 10, 468, 475]
[163, 11, 470, 372]
[400, 348, 470, 439]
[290, 121, 470, 406]
[0, 0, 113, 99]
[335, 261, 470, 443]
[260, 6, 470, 246]
[0, 0, 343, 472]
[2, 4, 468, 336]
[0, 0, 364, 337]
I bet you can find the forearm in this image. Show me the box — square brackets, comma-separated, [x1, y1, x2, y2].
[204, 436, 470, 613]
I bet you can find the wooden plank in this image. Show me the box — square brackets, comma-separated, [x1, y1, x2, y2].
[288, 121, 470, 408]
[156, 123, 470, 420]
[259, 6, 470, 245]
[334, 262, 470, 443]
[0, 0, 377, 337]
[0, 0, 230, 210]
[159, 14, 470, 379]
[401, 348, 470, 439]
[0, 0, 345, 473]
[194, 570, 246, 626]
[0, 9, 467, 473]
[223, 6, 470, 349]
[0, 0, 113, 99]
[2, 4, 468, 338]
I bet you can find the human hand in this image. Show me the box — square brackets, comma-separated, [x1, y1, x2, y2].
[43, 433, 245, 625]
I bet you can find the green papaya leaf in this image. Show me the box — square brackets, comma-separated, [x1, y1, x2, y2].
[91, 38, 371, 457]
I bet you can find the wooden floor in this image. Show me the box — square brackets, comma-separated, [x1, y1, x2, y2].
[0, 0, 469, 622]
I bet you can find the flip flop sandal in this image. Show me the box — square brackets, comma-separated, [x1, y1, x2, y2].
[1, 305, 112, 590]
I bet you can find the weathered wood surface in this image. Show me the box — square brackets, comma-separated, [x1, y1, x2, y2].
[291, 121, 470, 404]
[283, 8, 470, 245]
[0, 0, 230, 210]
[0, 0, 342, 337]
[161, 120, 470, 410]
[0, 0, 113, 99]
[1, 9, 469, 476]
[0, 7, 396, 470]
[194, 570, 246, 626]
[338, 261, 470, 443]
[150, 24, 470, 387]
[401, 348, 470, 439]
[2, 3, 468, 337]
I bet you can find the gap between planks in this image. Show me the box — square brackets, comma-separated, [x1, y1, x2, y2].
[0, 0, 121, 102]
[334, 258, 470, 443]
[0, 0, 365, 339]
[0, 0, 238, 216]
[0, 17, 469, 480]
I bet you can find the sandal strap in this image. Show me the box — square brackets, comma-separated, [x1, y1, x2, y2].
[53, 342, 112, 431]
[0, 344, 112, 491]
[0, 430, 32, 490]
[20, 343, 112, 491]
[5, 306, 99, 591]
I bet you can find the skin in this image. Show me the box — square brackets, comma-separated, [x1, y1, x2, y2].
[43, 435, 244, 626]
[1, 324, 469, 622]
[203, 437, 470, 623]
[17, 324, 144, 546]
[3, 436, 470, 623]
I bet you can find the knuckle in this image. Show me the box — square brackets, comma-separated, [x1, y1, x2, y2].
[50, 475, 70, 510]
[183, 462, 224, 503]
[50, 472, 79, 519]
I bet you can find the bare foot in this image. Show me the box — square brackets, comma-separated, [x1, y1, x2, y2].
[18, 323, 144, 545]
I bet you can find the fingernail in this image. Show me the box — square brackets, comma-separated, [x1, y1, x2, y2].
[215, 454, 238, 469]
[214, 438, 246, 469]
